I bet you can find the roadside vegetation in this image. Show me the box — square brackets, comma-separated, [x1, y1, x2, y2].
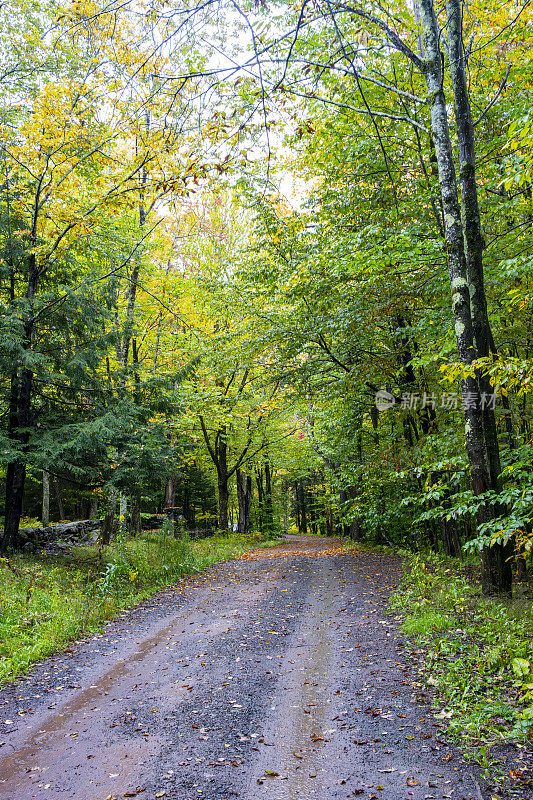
[0, 529, 278, 684]
[390, 555, 533, 758]
[1, 0, 533, 772]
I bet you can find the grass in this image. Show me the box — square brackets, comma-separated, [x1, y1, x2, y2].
[0, 529, 279, 684]
[390, 553, 533, 748]
[401, 610, 454, 636]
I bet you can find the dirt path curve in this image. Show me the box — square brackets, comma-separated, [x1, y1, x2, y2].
[0, 536, 483, 800]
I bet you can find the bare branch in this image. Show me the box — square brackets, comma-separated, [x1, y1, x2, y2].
[473, 65, 511, 126]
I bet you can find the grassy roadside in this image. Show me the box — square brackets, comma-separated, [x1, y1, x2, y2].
[389, 553, 533, 761]
[0, 530, 279, 684]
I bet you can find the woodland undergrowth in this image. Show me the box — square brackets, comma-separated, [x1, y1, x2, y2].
[0, 530, 277, 683]
[390, 554, 533, 766]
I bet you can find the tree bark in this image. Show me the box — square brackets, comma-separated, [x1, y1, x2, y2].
[216, 427, 229, 530]
[52, 475, 65, 521]
[237, 469, 246, 534]
[119, 492, 128, 533]
[129, 490, 141, 535]
[445, 0, 512, 593]
[237, 469, 253, 534]
[2, 461, 26, 552]
[164, 476, 177, 519]
[263, 458, 274, 531]
[419, 0, 510, 594]
[42, 470, 50, 527]
[256, 470, 265, 531]
[101, 487, 117, 546]
[2, 350, 33, 550]
[217, 477, 229, 531]
[297, 479, 308, 534]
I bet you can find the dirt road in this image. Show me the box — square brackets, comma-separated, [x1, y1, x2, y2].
[0, 537, 503, 799]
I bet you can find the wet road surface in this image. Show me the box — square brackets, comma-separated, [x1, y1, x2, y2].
[0, 537, 485, 800]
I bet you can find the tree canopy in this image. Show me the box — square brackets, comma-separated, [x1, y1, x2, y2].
[1, 0, 533, 596]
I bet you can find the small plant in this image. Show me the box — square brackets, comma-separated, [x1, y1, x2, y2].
[402, 610, 453, 636]
[391, 552, 533, 768]
[160, 518, 175, 537]
[0, 529, 277, 684]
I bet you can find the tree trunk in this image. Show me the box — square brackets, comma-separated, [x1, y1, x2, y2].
[164, 476, 177, 519]
[2, 461, 26, 552]
[119, 492, 128, 533]
[237, 469, 246, 534]
[339, 489, 350, 536]
[182, 484, 190, 528]
[348, 487, 361, 540]
[256, 469, 265, 531]
[42, 470, 50, 527]
[129, 490, 141, 535]
[237, 470, 253, 534]
[2, 359, 33, 551]
[217, 477, 229, 531]
[297, 479, 308, 534]
[263, 459, 274, 530]
[52, 475, 65, 521]
[445, 0, 512, 593]
[101, 487, 117, 545]
[215, 428, 229, 531]
[419, 0, 510, 594]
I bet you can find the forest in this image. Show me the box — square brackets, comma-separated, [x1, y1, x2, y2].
[1, 0, 533, 786]
[2, 0, 533, 583]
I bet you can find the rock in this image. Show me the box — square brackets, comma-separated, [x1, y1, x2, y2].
[14, 519, 101, 549]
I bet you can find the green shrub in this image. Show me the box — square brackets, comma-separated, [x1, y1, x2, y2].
[391, 554, 533, 747]
[0, 530, 274, 683]
[402, 610, 454, 636]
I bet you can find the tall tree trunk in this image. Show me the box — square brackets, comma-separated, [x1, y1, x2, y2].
[216, 428, 229, 531]
[348, 487, 361, 540]
[445, 0, 512, 593]
[164, 476, 177, 519]
[42, 470, 50, 527]
[52, 475, 65, 521]
[237, 469, 246, 534]
[339, 488, 350, 536]
[1, 211, 39, 551]
[3, 461, 26, 552]
[298, 479, 308, 535]
[129, 490, 141, 535]
[419, 0, 510, 594]
[237, 470, 253, 534]
[101, 487, 117, 545]
[119, 492, 128, 533]
[217, 477, 229, 531]
[182, 484, 190, 528]
[256, 469, 265, 531]
[2, 358, 33, 550]
[263, 459, 274, 531]
[245, 475, 252, 532]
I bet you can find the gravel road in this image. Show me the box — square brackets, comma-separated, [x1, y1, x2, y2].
[0, 536, 527, 800]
